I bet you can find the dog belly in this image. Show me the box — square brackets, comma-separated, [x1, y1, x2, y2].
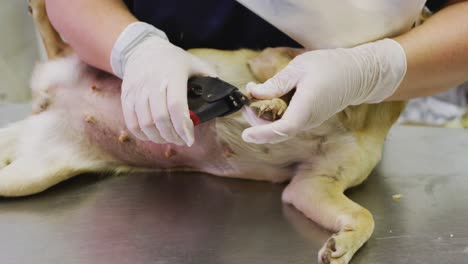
[37, 62, 234, 175]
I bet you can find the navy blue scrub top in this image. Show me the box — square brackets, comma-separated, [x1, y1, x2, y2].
[122, 0, 447, 50]
[122, 0, 301, 50]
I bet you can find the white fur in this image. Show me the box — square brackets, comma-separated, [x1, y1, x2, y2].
[30, 55, 86, 114]
[1, 57, 127, 195]
[0, 111, 109, 196]
[30, 54, 84, 95]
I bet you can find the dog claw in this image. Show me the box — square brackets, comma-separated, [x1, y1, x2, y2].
[320, 249, 332, 264]
[250, 98, 288, 121]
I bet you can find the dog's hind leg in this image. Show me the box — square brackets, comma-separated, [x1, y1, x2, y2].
[28, 0, 71, 59]
[284, 173, 374, 264]
[282, 137, 382, 264]
[0, 111, 122, 197]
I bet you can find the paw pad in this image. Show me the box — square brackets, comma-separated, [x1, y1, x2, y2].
[320, 249, 332, 264]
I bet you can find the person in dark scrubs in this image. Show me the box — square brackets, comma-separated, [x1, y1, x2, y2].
[45, 0, 468, 145]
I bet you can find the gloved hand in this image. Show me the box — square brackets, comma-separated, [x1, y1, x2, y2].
[111, 22, 217, 146]
[242, 38, 407, 144]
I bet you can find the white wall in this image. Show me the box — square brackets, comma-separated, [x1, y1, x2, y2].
[0, 0, 40, 103]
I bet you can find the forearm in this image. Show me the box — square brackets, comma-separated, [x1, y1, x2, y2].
[388, 1, 468, 100]
[45, 0, 137, 73]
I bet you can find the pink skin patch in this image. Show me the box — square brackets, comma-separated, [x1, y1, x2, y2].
[53, 67, 232, 171]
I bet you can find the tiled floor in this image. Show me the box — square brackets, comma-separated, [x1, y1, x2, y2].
[0, 0, 40, 104]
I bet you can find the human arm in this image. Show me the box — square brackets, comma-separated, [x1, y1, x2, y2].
[45, 0, 137, 73]
[389, 0, 468, 100]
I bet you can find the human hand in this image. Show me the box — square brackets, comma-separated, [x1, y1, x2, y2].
[112, 22, 217, 146]
[242, 38, 407, 144]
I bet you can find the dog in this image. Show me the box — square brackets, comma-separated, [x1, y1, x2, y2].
[0, 1, 406, 263]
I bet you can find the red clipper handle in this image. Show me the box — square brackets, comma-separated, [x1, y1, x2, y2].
[189, 111, 202, 126]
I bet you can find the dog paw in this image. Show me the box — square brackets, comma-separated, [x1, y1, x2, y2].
[318, 235, 352, 264]
[249, 98, 287, 121]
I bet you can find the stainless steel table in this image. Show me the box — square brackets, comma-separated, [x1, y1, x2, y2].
[0, 104, 467, 264]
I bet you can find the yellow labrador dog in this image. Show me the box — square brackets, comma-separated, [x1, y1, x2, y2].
[0, 1, 405, 263]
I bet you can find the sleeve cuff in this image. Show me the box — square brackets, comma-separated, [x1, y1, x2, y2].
[110, 21, 168, 78]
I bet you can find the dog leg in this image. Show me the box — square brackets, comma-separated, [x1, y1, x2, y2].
[282, 138, 382, 264]
[0, 111, 120, 197]
[29, 0, 71, 59]
[284, 176, 374, 264]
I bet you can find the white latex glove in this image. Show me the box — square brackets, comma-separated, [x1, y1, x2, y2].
[111, 22, 217, 146]
[242, 38, 407, 144]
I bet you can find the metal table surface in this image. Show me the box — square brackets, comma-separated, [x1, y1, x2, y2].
[0, 104, 467, 264]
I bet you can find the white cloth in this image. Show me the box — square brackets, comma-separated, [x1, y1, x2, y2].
[237, 0, 427, 49]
